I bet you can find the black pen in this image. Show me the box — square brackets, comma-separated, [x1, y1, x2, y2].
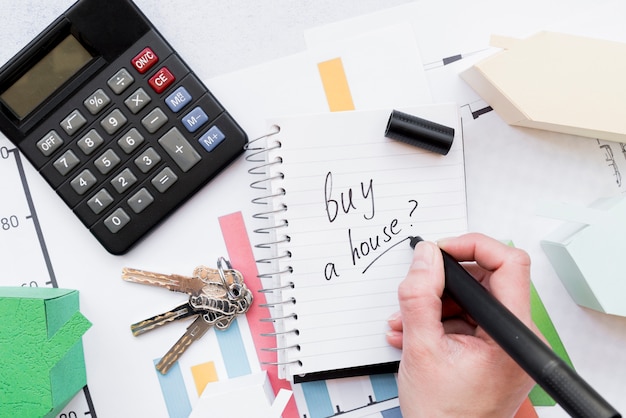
[408, 236, 620, 418]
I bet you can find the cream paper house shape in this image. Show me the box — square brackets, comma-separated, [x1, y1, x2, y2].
[461, 31, 626, 142]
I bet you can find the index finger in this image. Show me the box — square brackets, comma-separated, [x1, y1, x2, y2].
[437, 233, 532, 324]
[437, 233, 530, 272]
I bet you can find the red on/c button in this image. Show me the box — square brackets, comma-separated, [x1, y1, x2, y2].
[131, 47, 158, 74]
[148, 67, 176, 94]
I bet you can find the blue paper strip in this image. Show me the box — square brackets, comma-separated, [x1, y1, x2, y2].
[153, 359, 192, 418]
[215, 318, 251, 378]
[370, 373, 398, 401]
[301, 380, 334, 418]
[381, 406, 403, 417]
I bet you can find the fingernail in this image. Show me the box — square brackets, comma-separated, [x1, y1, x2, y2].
[386, 329, 402, 339]
[436, 237, 451, 245]
[435, 237, 452, 249]
[387, 311, 401, 322]
[412, 241, 434, 270]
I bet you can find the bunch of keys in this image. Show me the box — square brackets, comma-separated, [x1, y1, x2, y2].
[122, 257, 252, 374]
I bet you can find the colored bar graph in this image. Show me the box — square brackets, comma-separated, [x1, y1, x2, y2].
[153, 359, 192, 418]
[215, 319, 251, 378]
[153, 310, 256, 414]
[153, 212, 266, 417]
[219, 211, 299, 418]
[191, 361, 218, 396]
[370, 374, 398, 402]
[301, 380, 334, 418]
[318, 57, 355, 112]
[381, 407, 403, 418]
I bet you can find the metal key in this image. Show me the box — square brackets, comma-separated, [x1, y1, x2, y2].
[121, 266, 221, 296]
[130, 301, 199, 336]
[122, 259, 253, 374]
[156, 313, 214, 374]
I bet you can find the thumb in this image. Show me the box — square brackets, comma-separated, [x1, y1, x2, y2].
[397, 241, 446, 347]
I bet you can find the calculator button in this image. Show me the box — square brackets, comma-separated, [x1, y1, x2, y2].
[53, 150, 80, 176]
[131, 47, 159, 74]
[182, 106, 208, 133]
[61, 110, 87, 136]
[104, 208, 130, 233]
[84, 89, 111, 115]
[157, 127, 201, 172]
[77, 129, 104, 155]
[199, 126, 226, 152]
[108, 68, 134, 95]
[186, 91, 224, 126]
[71, 169, 97, 195]
[100, 108, 128, 135]
[37, 130, 64, 156]
[151, 166, 178, 193]
[94, 149, 121, 175]
[127, 187, 154, 214]
[111, 168, 138, 194]
[148, 67, 175, 94]
[87, 189, 114, 215]
[165, 86, 192, 112]
[124, 87, 151, 114]
[142, 107, 168, 133]
[134, 147, 161, 173]
[117, 128, 145, 154]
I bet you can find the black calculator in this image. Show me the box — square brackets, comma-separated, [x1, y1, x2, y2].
[0, 0, 247, 254]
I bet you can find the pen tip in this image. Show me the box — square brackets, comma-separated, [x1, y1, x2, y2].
[408, 236, 423, 249]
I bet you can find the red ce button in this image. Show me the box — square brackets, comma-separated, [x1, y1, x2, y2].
[149, 67, 176, 94]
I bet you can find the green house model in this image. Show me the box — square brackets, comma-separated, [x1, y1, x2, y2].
[0, 287, 92, 418]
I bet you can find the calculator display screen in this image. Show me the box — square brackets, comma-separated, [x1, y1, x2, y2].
[0, 34, 93, 120]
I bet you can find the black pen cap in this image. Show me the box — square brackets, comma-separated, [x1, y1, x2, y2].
[385, 109, 454, 155]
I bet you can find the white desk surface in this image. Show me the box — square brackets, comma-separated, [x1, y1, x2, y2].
[1, 1, 625, 417]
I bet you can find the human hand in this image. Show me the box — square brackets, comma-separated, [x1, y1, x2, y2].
[386, 233, 539, 418]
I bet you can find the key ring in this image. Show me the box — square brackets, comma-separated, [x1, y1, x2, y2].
[217, 257, 243, 300]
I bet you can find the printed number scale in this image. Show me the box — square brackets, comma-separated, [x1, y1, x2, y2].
[0, 0, 247, 254]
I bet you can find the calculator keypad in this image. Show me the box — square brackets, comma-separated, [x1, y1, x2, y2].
[131, 47, 159, 74]
[61, 110, 88, 135]
[148, 67, 175, 93]
[142, 108, 168, 133]
[127, 188, 154, 213]
[158, 128, 201, 172]
[84, 89, 111, 115]
[152, 167, 178, 193]
[107, 68, 134, 94]
[77, 129, 105, 155]
[87, 189, 114, 214]
[124, 88, 151, 114]
[25, 29, 246, 254]
[134, 147, 161, 173]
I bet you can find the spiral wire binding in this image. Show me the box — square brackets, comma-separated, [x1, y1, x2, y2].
[245, 126, 300, 370]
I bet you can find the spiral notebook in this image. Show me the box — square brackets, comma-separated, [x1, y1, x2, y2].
[247, 105, 468, 382]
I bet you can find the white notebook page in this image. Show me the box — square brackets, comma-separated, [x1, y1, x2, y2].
[262, 105, 467, 379]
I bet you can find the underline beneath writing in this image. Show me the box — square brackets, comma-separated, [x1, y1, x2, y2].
[361, 236, 411, 274]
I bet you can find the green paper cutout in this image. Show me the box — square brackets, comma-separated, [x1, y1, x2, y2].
[505, 241, 574, 407]
[528, 281, 574, 406]
[0, 287, 92, 418]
